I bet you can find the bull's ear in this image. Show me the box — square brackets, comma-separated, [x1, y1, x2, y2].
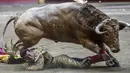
[118, 21, 130, 30]
[119, 23, 126, 30]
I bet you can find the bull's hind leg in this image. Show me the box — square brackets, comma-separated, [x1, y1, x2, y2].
[15, 24, 44, 59]
[13, 40, 22, 54]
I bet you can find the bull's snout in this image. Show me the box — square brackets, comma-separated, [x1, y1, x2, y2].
[111, 48, 120, 53]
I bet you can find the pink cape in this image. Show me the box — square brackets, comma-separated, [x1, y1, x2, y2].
[0, 48, 7, 55]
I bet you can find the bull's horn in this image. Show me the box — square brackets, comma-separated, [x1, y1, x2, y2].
[118, 21, 130, 30]
[95, 22, 106, 34]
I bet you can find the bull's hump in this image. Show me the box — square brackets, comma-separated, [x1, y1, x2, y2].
[52, 2, 81, 9]
[36, 2, 81, 13]
[45, 2, 81, 8]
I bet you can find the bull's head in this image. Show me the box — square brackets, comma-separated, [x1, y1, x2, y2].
[95, 19, 130, 53]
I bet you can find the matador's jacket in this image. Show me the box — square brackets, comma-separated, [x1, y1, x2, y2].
[24, 47, 92, 70]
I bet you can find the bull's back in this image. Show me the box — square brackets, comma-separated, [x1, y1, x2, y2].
[15, 2, 81, 43]
[34, 2, 81, 42]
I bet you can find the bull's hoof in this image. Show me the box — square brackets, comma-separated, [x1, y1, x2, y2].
[105, 58, 120, 67]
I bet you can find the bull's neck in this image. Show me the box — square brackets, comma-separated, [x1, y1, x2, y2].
[78, 3, 110, 28]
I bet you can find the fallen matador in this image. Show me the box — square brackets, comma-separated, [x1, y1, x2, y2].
[0, 40, 105, 70]
[14, 46, 104, 70]
[23, 47, 92, 70]
[22, 47, 116, 70]
[21, 46, 109, 70]
[0, 46, 106, 70]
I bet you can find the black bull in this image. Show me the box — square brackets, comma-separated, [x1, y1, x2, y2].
[3, 2, 130, 65]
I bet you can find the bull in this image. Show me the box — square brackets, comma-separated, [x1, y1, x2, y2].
[3, 2, 130, 67]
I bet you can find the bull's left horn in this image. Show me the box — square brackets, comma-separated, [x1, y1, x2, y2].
[95, 22, 106, 34]
[118, 21, 130, 30]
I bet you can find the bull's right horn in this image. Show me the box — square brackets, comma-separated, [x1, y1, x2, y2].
[95, 22, 106, 35]
[118, 21, 130, 30]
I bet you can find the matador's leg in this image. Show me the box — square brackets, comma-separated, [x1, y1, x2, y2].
[50, 54, 92, 68]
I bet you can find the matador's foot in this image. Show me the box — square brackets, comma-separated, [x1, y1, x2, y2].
[81, 57, 92, 67]
[101, 49, 120, 67]
[105, 56, 120, 67]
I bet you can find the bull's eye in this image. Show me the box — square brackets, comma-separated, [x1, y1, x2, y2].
[105, 33, 109, 36]
[111, 24, 115, 27]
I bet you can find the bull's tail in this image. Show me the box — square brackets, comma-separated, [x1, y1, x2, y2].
[3, 12, 22, 36]
[0, 16, 17, 49]
[3, 16, 16, 36]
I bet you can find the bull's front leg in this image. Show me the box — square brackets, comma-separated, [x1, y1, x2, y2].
[79, 39, 105, 63]
[101, 43, 120, 67]
[80, 39, 101, 54]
